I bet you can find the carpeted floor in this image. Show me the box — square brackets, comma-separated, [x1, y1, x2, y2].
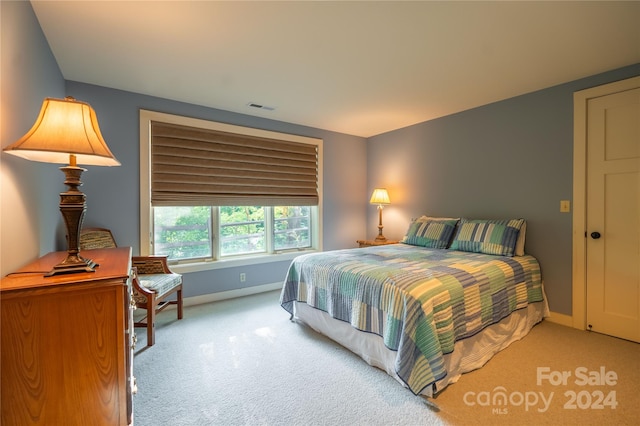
[132, 290, 639, 425]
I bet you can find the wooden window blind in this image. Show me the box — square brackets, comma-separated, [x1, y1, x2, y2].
[150, 121, 319, 206]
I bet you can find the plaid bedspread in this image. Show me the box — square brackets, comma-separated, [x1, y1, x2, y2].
[280, 244, 544, 394]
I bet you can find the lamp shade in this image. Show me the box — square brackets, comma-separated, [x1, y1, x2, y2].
[3, 97, 120, 166]
[370, 188, 390, 205]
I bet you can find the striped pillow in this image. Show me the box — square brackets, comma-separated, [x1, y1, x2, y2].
[402, 218, 459, 249]
[450, 218, 525, 256]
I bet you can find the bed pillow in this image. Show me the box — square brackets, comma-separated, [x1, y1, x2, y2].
[402, 217, 459, 249]
[514, 221, 526, 256]
[450, 218, 525, 256]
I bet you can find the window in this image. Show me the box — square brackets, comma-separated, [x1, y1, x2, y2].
[153, 205, 313, 262]
[220, 206, 265, 256]
[273, 206, 311, 250]
[140, 110, 322, 271]
[153, 206, 212, 260]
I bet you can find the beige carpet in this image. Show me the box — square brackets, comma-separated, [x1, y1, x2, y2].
[133, 290, 639, 425]
[430, 320, 639, 425]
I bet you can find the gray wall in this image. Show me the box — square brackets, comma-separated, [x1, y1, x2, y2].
[4, 1, 640, 315]
[1, 1, 368, 295]
[367, 64, 640, 316]
[1, 0, 65, 274]
[62, 83, 367, 298]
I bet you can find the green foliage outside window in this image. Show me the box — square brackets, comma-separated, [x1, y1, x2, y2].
[153, 205, 311, 260]
[154, 206, 211, 259]
[220, 206, 265, 255]
[274, 206, 310, 250]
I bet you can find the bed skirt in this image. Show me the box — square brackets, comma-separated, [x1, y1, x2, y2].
[291, 296, 549, 397]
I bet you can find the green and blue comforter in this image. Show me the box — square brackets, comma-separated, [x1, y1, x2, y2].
[280, 244, 544, 395]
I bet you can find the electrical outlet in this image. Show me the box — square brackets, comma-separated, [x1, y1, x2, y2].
[240, 273, 246, 282]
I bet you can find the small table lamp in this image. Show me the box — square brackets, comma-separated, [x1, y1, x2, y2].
[3, 97, 120, 276]
[370, 188, 390, 241]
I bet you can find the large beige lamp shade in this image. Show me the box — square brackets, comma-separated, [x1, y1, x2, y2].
[3, 97, 120, 276]
[4, 97, 120, 166]
[370, 188, 390, 241]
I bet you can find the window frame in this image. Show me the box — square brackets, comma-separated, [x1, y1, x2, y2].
[140, 110, 323, 273]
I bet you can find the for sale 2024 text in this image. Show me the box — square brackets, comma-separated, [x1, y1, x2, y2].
[537, 366, 618, 411]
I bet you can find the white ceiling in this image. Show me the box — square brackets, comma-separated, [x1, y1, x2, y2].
[31, 1, 640, 138]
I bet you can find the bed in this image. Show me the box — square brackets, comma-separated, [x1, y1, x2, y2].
[280, 217, 549, 397]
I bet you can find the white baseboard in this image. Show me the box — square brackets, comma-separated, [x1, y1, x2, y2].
[183, 282, 282, 307]
[545, 311, 574, 327]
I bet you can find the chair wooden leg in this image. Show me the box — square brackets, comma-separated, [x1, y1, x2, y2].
[177, 288, 183, 320]
[147, 296, 156, 347]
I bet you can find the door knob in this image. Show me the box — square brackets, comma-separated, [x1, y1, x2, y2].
[590, 232, 601, 239]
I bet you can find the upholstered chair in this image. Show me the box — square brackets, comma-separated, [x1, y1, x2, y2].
[79, 227, 183, 346]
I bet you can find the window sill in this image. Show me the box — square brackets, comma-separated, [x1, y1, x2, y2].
[168, 249, 318, 274]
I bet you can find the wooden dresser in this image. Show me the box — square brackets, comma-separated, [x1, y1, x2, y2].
[1, 247, 135, 426]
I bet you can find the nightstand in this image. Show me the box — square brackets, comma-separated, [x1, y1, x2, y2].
[357, 239, 400, 248]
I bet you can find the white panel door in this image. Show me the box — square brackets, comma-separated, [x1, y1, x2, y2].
[586, 86, 640, 342]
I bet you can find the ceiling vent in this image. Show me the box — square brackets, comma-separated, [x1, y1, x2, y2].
[247, 102, 276, 111]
